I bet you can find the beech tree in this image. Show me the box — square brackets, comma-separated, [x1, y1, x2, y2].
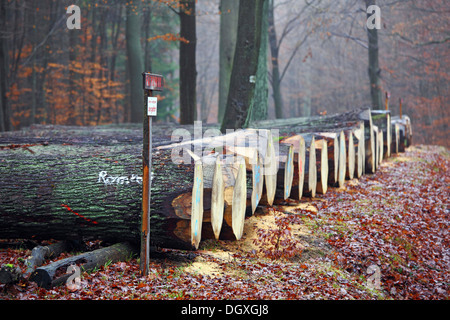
[178, 0, 197, 124]
[218, 0, 239, 123]
[126, 0, 145, 123]
[365, 0, 383, 110]
[220, 0, 267, 132]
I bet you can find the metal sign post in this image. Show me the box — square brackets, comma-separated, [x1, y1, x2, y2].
[140, 72, 164, 276]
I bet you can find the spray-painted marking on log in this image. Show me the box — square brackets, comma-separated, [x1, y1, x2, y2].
[61, 204, 98, 225]
[98, 171, 143, 185]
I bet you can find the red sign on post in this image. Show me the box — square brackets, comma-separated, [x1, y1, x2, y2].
[143, 72, 164, 91]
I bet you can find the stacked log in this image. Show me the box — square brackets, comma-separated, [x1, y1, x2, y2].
[391, 115, 412, 152]
[0, 108, 412, 251]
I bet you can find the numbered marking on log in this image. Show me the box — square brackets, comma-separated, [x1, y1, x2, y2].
[211, 156, 225, 240]
[284, 144, 294, 199]
[232, 158, 246, 240]
[251, 150, 263, 214]
[191, 161, 204, 249]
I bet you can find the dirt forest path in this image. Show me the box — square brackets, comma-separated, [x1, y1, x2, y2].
[1, 145, 448, 300]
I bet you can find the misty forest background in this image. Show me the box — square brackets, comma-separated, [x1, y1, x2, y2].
[0, 0, 448, 147]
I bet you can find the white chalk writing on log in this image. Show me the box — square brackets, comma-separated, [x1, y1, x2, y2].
[98, 171, 143, 185]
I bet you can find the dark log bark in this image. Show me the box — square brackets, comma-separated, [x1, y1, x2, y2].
[29, 242, 137, 289]
[0, 125, 254, 250]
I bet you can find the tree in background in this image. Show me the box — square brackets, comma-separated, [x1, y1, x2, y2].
[267, 0, 322, 119]
[126, 0, 145, 123]
[218, 0, 239, 123]
[176, 0, 197, 124]
[221, 0, 267, 132]
[246, 0, 269, 125]
[365, 0, 383, 110]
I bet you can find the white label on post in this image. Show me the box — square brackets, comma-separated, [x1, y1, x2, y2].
[147, 97, 157, 116]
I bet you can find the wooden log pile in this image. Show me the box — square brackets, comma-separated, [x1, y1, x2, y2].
[0, 108, 413, 251]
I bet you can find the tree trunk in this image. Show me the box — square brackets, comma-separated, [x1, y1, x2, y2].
[220, 0, 266, 132]
[0, 0, 11, 131]
[179, 0, 197, 125]
[218, 0, 239, 123]
[268, 0, 284, 119]
[247, 0, 269, 125]
[125, 1, 145, 123]
[0, 125, 246, 250]
[365, 0, 383, 110]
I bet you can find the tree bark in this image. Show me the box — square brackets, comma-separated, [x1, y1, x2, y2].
[0, 0, 11, 131]
[268, 0, 284, 119]
[0, 125, 244, 250]
[247, 0, 269, 125]
[179, 0, 197, 125]
[125, 1, 145, 123]
[220, 0, 266, 132]
[365, 0, 383, 110]
[218, 0, 239, 123]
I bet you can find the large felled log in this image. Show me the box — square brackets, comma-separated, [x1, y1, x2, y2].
[29, 242, 137, 289]
[391, 115, 412, 151]
[0, 125, 239, 250]
[251, 108, 374, 175]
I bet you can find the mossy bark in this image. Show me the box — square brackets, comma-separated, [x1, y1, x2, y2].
[0, 125, 212, 250]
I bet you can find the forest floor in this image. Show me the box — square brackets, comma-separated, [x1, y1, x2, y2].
[0, 145, 449, 300]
